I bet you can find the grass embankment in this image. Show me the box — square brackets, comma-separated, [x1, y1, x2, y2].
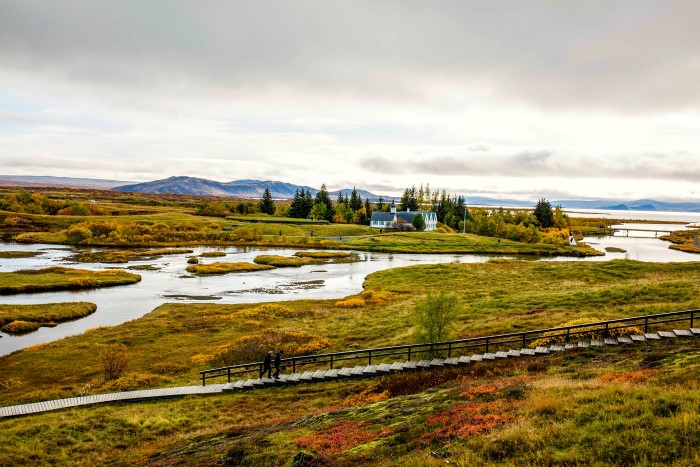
[0, 302, 97, 334]
[1, 260, 699, 464]
[660, 229, 700, 254]
[341, 231, 601, 256]
[185, 262, 274, 275]
[69, 248, 193, 263]
[0, 251, 42, 258]
[199, 251, 227, 257]
[253, 251, 357, 268]
[0, 267, 141, 294]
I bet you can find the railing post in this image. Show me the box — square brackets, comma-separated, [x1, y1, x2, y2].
[368, 350, 372, 366]
[644, 317, 648, 333]
[691, 310, 695, 329]
[202, 373, 206, 387]
[566, 327, 570, 343]
[293, 359, 296, 374]
[330, 355, 334, 370]
[485, 338, 489, 353]
[448, 342, 452, 358]
[522, 333, 527, 349]
[228, 368, 231, 383]
[604, 322, 609, 337]
[408, 347, 412, 361]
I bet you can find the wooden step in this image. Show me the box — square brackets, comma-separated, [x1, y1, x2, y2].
[416, 360, 432, 368]
[362, 365, 378, 375]
[564, 343, 577, 350]
[690, 328, 700, 335]
[577, 341, 591, 348]
[549, 345, 565, 352]
[617, 336, 633, 344]
[469, 354, 483, 362]
[349, 366, 366, 377]
[590, 340, 605, 346]
[673, 329, 693, 337]
[443, 357, 460, 365]
[389, 362, 405, 371]
[324, 369, 340, 379]
[644, 333, 661, 340]
[310, 370, 327, 381]
[534, 347, 550, 354]
[630, 335, 646, 342]
[402, 361, 418, 370]
[429, 358, 446, 366]
[658, 331, 677, 338]
[603, 338, 618, 345]
[376, 363, 393, 373]
[507, 349, 521, 357]
[482, 353, 496, 360]
[519, 348, 535, 356]
[337, 368, 353, 377]
[457, 355, 472, 364]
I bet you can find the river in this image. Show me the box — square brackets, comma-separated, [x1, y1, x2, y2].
[1, 212, 699, 355]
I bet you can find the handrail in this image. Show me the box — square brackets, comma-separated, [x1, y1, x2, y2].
[199, 308, 699, 385]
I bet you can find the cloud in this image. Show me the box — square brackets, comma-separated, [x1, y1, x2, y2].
[2, 1, 700, 112]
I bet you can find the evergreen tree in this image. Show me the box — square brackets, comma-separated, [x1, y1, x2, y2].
[259, 188, 276, 215]
[289, 189, 304, 218]
[364, 199, 372, 225]
[303, 189, 314, 218]
[398, 186, 419, 211]
[412, 213, 426, 231]
[534, 198, 555, 228]
[314, 184, 334, 221]
[436, 190, 449, 223]
[377, 196, 385, 212]
[349, 186, 363, 211]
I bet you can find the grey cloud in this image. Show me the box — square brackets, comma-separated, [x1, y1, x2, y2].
[2, 1, 700, 111]
[360, 152, 700, 182]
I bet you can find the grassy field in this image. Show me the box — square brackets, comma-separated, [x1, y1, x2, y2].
[185, 261, 275, 275]
[0, 251, 42, 258]
[1, 260, 699, 464]
[0, 267, 141, 294]
[0, 302, 97, 334]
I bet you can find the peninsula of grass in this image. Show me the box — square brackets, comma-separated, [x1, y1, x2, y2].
[0, 251, 42, 258]
[0, 302, 97, 334]
[253, 254, 316, 267]
[340, 231, 603, 256]
[69, 248, 195, 263]
[294, 250, 352, 258]
[1, 261, 700, 464]
[0, 267, 141, 295]
[185, 261, 274, 275]
[199, 251, 227, 257]
[661, 229, 700, 254]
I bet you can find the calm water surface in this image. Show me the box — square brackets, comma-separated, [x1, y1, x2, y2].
[1, 211, 698, 356]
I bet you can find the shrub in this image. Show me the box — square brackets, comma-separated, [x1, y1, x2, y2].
[335, 298, 366, 308]
[254, 255, 314, 267]
[530, 317, 643, 347]
[412, 292, 460, 344]
[1, 320, 41, 334]
[99, 343, 129, 381]
[187, 256, 199, 264]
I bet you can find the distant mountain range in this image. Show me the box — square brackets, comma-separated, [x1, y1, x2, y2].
[114, 176, 380, 200]
[4, 174, 700, 212]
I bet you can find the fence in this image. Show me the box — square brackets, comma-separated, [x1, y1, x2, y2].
[199, 309, 698, 385]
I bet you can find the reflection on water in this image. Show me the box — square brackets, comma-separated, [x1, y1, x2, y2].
[1, 224, 699, 356]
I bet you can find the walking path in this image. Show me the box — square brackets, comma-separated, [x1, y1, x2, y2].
[2, 328, 698, 419]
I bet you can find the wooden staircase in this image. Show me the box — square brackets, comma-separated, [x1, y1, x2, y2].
[1, 327, 698, 418]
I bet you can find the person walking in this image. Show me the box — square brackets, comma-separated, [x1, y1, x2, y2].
[273, 350, 284, 379]
[260, 351, 272, 378]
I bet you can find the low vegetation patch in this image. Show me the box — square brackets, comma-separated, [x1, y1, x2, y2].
[0, 302, 97, 334]
[0, 267, 140, 294]
[199, 251, 227, 257]
[0, 250, 41, 258]
[69, 248, 194, 263]
[253, 255, 315, 267]
[530, 317, 643, 347]
[660, 229, 700, 254]
[294, 250, 351, 259]
[335, 298, 367, 308]
[185, 261, 274, 275]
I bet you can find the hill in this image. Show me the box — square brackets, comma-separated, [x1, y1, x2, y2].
[0, 175, 133, 190]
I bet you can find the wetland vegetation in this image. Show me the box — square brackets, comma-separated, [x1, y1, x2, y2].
[0, 302, 97, 335]
[0, 260, 699, 464]
[0, 267, 141, 294]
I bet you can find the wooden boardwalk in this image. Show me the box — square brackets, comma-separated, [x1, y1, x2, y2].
[2, 328, 698, 419]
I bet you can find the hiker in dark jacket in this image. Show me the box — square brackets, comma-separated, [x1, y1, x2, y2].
[260, 351, 273, 378]
[273, 350, 284, 378]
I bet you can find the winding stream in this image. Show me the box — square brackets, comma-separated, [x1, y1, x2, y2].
[1, 217, 698, 356]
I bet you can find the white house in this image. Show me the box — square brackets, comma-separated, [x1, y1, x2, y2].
[370, 203, 437, 231]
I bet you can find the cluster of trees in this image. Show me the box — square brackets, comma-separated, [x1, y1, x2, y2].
[397, 185, 467, 230]
[463, 202, 569, 244]
[288, 185, 373, 224]
[0, 191, 104, 216]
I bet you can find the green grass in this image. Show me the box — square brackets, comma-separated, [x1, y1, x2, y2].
[199, 251, 227, 257]
[340, 231, 602, 256]
[185, 261, 275, 275]
[253, 254, 316, 267]
[0, 267, 141, 294]
[294, 251, 352, 258]
[2, 260, 700, 465]
[0, 302, 97, 334]
[0, 251, 42, 258]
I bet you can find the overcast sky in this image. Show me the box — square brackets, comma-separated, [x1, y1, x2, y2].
[1, 1, 700, 200]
